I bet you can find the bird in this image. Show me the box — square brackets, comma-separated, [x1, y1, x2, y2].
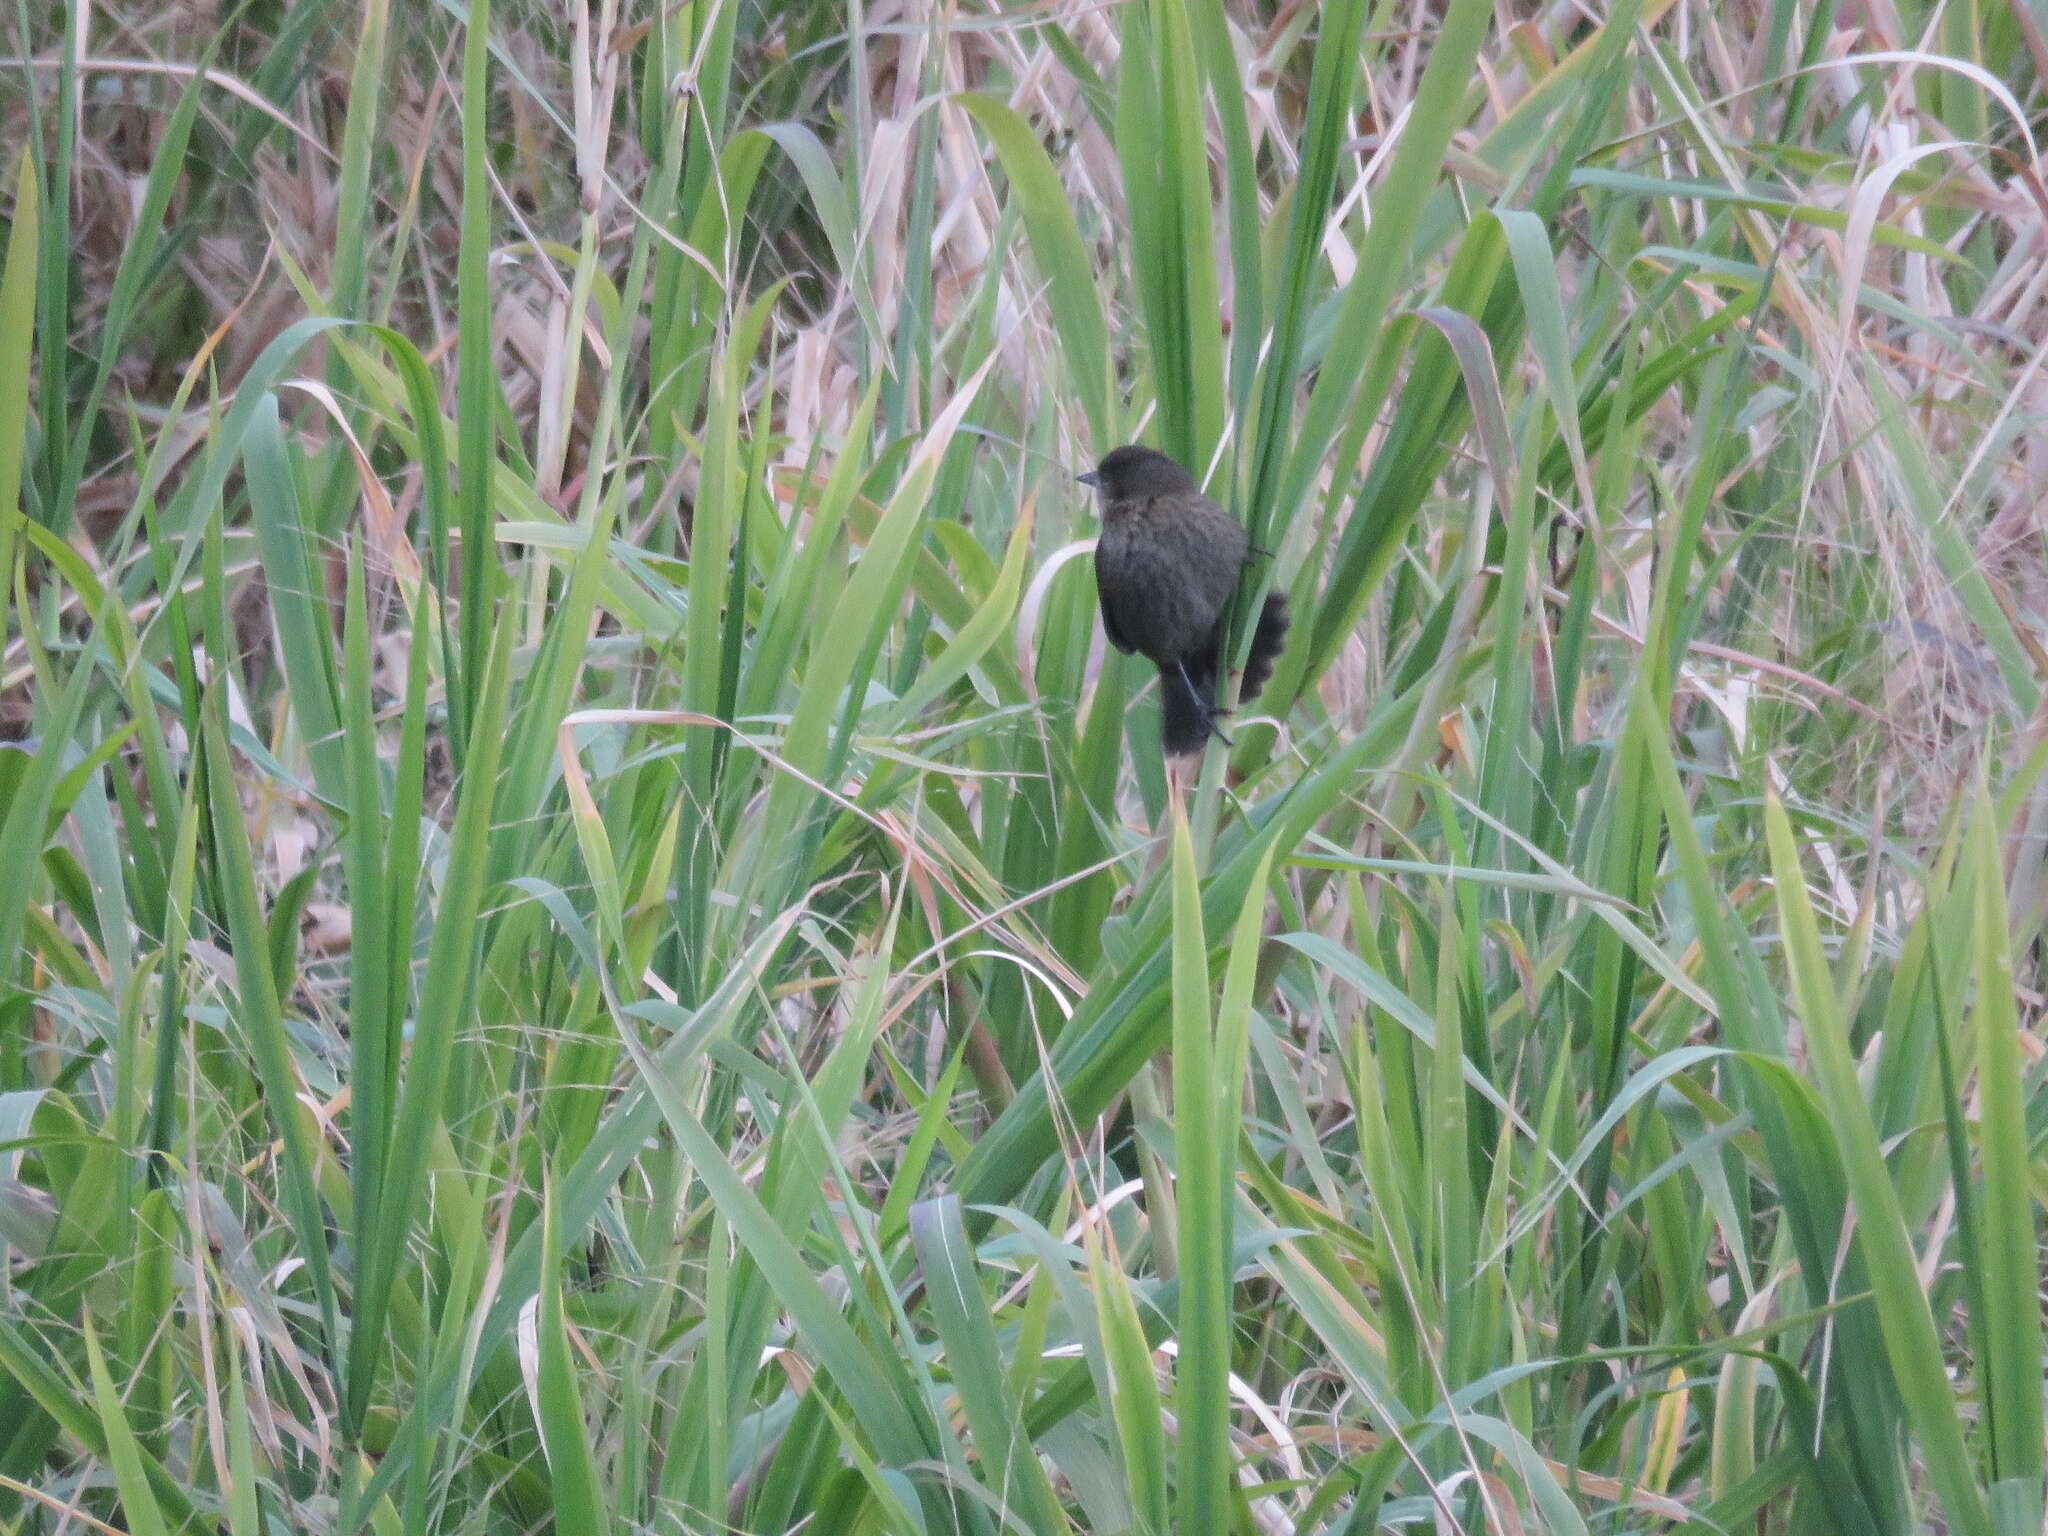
[1078, 444, 1290, 758]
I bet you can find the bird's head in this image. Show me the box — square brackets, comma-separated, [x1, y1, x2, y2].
[1076, 444, 1197, 505]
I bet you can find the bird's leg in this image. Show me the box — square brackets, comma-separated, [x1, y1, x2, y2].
[1175, 659, 1234, 747]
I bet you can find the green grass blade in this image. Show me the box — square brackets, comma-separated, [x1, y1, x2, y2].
[347, 601, 517, 1428]
[1764, 787, 1991, 1536]
[910, 1196, 1067, 1536]
[535, 1178, 614, 1536]
[1965, 789, 2044, 1517]
[1274, 0, 1493, 523]
[955, 95, 1113, 448]
[453, 0, 500, 758]
[200, 692, 340, 1363]
[1165, 799, 1228, 1534]
[243, 393, 346, 801]
[0, 151, 35, 615]
[80, 1317, 172, 1536]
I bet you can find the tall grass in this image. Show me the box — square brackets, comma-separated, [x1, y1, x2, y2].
[1, 0, 2043, 1531]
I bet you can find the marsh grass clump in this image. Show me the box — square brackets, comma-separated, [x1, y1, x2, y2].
[0, 2, 2043, 1532]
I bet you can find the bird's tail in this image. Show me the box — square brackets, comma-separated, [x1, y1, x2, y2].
[1239, 591, 1290, 702]
[1158, 661, 1216, 757]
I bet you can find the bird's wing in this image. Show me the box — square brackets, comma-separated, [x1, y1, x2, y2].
[1094, 544, 1138, 654]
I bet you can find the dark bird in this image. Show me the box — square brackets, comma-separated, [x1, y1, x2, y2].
[1079, 444, 1290, 758]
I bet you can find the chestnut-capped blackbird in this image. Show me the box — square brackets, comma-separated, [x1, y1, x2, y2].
[1079, 444, 1289, 757]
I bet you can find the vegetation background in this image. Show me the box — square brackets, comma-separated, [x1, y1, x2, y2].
[1, 0, 2045, 1530]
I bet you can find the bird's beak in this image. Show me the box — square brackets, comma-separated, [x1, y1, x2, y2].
[1075, 471, 1101, 488]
